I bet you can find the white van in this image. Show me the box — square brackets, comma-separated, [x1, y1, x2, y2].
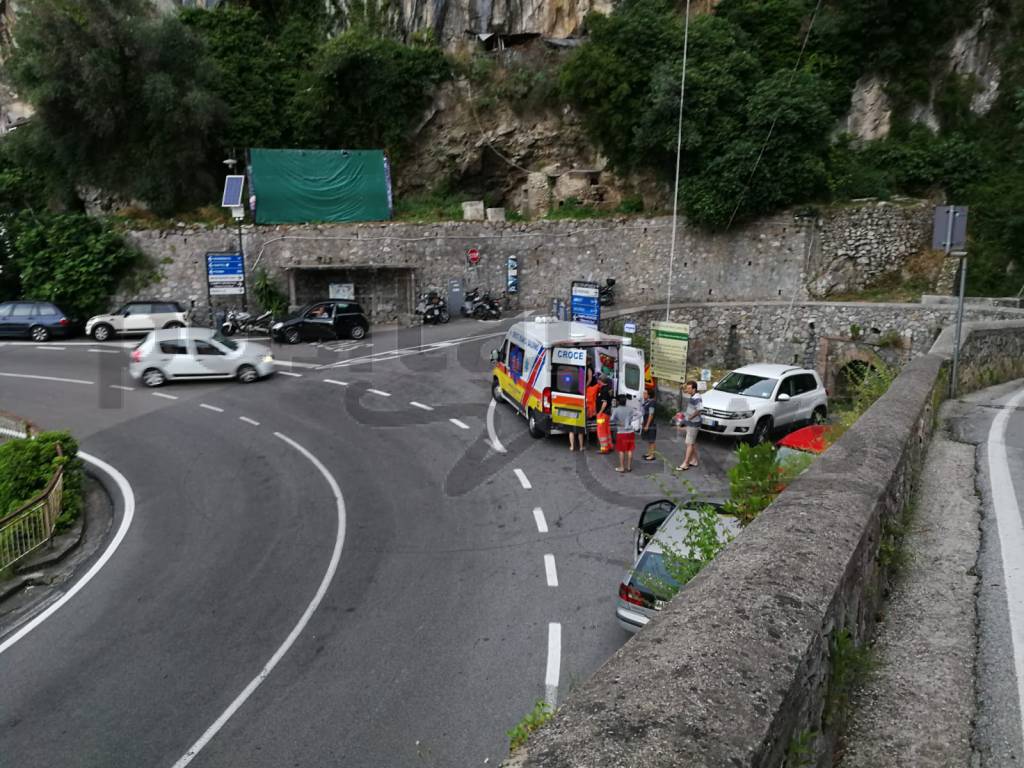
[490, 318, 645, 438]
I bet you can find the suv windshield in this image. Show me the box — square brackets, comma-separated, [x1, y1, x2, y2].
[715, 372, 777, 399]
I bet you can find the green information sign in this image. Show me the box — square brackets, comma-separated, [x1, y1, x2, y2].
[651, 321, 690, 383]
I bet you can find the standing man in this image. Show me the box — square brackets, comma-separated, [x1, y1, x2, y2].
[595, 374, 614, 454]
[612, 394, 635, 473]
[641, 389, 658, 461]
[677, 380, 702, 471]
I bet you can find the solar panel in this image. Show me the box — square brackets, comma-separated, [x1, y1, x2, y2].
[221, 175, 245, 208]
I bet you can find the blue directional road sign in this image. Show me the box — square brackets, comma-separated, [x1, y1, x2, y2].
[206, 252, 245, 296]
[571, 280, 600, 327]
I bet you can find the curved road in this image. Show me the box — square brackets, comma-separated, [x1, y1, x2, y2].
[0, 322, 732, 766]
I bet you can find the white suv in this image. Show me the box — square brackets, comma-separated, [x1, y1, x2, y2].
[86, 301, 188, 342]
[699, 363, 828, 444]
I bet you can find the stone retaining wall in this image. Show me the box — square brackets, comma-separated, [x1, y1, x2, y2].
[119, 201, 933, 322]
[506, 320, 1024, 767]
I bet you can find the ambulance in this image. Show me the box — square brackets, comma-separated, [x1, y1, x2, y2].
[490, 318, 645, 438]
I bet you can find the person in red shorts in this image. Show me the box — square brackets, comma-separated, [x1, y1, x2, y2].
[611, 394, 635, 472]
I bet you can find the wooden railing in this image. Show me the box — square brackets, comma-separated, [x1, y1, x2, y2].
[0, 444, 64, 572]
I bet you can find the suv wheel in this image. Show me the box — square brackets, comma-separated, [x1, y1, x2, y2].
[30, 325, 50, 343]
[92, 323, 113, 342]
[811, 406, 827, 425]
[750, 416, 772, 445]
[163, 321, 184, 330]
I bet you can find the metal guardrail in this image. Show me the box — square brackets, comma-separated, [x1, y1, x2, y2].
[0, 443, 63, 573]
[0, 410, 32, 441]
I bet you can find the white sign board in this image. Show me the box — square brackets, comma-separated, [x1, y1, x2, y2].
[552, 347, 587, 365]
[624, 321, 637, 334]
[650, 321, 690, 384]
[329, 282, 355, 300]
[701, 368, 712, 381]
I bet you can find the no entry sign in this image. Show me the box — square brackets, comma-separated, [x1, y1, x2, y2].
[467, 248, 480, 265]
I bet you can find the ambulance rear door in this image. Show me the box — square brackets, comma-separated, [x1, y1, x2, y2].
[549, 346, 588, 429]
[618, 345, 645, 402]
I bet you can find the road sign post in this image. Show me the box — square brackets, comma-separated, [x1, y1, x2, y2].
[933, 205, 969, 397]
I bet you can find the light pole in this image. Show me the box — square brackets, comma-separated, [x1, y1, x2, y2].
[223, 158, 248, 312]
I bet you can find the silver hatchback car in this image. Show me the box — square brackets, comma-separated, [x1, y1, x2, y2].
[616, 499, 740, 633]
[129, 328, 275, 387]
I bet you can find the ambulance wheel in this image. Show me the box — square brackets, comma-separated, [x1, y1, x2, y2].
[492, 378, 504, 404]
[528, 409, 546, 439]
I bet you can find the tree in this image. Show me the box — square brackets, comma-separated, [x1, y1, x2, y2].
[291, 30, 449, 154]
[6, 0, 226, 214]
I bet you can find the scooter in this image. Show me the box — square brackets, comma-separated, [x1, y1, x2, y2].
[221, 309, 273, 336]
[461, 287, 484, 318]
[472, 292, 502, 320]
[599, 278, 616, 306]
[415, 291, 450, 324]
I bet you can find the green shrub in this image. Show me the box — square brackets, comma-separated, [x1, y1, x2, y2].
[507, 700, 553, 752]
[0, 431, 83, 527]
[251, 269, 289, 317]
[723, 442, 783, 525]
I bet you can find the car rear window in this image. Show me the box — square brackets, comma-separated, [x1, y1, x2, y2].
[553, 364, 586, 395]
[630, 551, 687, 599]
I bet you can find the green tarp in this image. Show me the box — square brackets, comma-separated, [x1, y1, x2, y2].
[248, 148, 392, 225]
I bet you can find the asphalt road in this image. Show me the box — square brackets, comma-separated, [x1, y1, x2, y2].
[960, 380, 1024, 767]
[0, 318, 736, 767]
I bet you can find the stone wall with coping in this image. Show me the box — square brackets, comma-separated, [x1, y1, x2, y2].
[502, 321, 1024, 767]
[606, 300, 1024, 373]
[118, 201, 934, 322]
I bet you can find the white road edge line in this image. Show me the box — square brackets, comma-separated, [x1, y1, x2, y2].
[533, 507, 548, 533]
[988, 385, 1024, 747]
[410, 401, 433, 411]
[199, 403, 224, 413]
[0, 452, 135, 656]
[324, 379, 349, 387]
[35, 346, 66, 351]
[277, 371, 303, 378]
[367, 388, 391, 398]
[152, 392, 178, 400]
[0, 371, 93, 385]
[486, 399, 508, 454]
[545, 623, 561, 708]
[238, 416, 260, 426]
[449, 418, 470, 430]
[171, 432, 347, 768]
[544, 554, 558, 587]
[514, 468, 532, 490]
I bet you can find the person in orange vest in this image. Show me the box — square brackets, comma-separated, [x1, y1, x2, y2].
[584, 369, 602, 450]
[595, 374, 613, 453]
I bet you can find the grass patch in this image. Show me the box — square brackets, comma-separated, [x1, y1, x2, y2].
[392, 191, 465, 223]
[507, 700, 553, 752]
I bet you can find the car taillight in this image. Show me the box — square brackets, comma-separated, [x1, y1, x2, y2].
[131, 349, 141, 363]
[542, 387, 551, 414]
[59, 317, 68, 326]
[619, 583, 646, 607]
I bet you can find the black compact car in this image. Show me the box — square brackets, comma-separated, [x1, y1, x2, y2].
[0, 300, 77, 342]
[271, 300, 370, 344]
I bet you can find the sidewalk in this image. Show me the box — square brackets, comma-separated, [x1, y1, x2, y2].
[840, 401, 979, 766]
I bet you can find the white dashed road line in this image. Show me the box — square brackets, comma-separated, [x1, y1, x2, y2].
[533, 507, 548, 533]
[109, 385, 134, 392]
[324, 379, 349, 387]
[88, 348, 120, 354]
[410, 401, 433, 411]
[545, 623, 562, 708]
[0, 371, 93, 385]
[199, 403, 224, 413]
[152, 392, 178, 400]
[988, 385, 1024, 744]
[277, 371, 303, 378]
[514, 468, 532, 490]
[367, 388, 391, 398]
[35, 346, 66, 351]
[239, 416, 260, 426]
[544, 554, 558, 587]
[449, 418, 470, 430]
[487, 399, 507, 454]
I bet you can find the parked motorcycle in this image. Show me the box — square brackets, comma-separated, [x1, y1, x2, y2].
[599, 278, 616, 306]
[221, 309, 274, 336]
[461, 287, 484, 318]
[415, 291, 450, 325]
[472, 292, 502, 320]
